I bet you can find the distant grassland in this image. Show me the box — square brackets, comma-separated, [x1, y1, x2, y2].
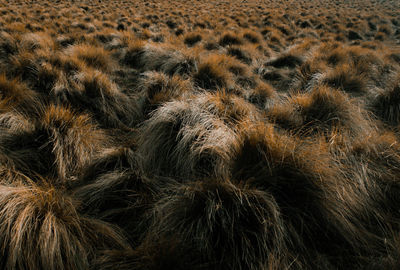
[0, 0, 400, 269]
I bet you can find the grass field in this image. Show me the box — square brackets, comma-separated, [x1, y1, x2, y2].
[1, 0, 400, 269]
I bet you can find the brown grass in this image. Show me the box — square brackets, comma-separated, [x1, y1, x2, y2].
[1, 0, 400, 268]
[0, 180, 128, 270]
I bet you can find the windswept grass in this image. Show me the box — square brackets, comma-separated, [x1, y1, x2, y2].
[1, 0, 400, 269]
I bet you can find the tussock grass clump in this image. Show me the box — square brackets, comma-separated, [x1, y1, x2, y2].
[232, 123, 328, 209]
[0, 101, 35, 133]
[268, 86, 373, 139]
[266, 53, 304, 69]
[0, 181, 128, 270]
[204, 40, 219, 50]
[8, 50, 41, 83]
[140, 180, 287, 270]
[369, 76, 400, 125]
[20, 32, 55, 52]
[232, 123, 330, 258]
[40, 105, 107, 182]
[259, 67, 293, 92]
[231, 122, 393, 268]
[332, 133, 400, 263]
[246, 81, 277, 110]
[291, 58, 328, 91]
[291, 44, 393, 95]
[242, 30, 262, 44]
[66, 44, 114, 73]
[219, 32, 243, 46]
[120, 40, 146, 67]
[321, 64, 368, 96]
[135, 71, 192, 118]
[227, 46, 253, 65]
[72, 147, 156, 243]
[194, 54, 252, 91]
[122, 44, 197, 76]
[183, 32, 202, 47]
[348, 133, 400, 217]
[198, 91, 260, 126]
[263, 29, 285, 48]
[0, 105, 106, 183]
[0, 74, 39, 114]
[194, 55, 234, 90]
[57, 69, 140, 128]
[136, 92, 258, 180]
[0, 31, 17, 60]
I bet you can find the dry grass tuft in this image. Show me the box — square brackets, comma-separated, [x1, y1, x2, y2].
[370, 75, 400, 126]
[0, 181, 128, 270]
[269, 86, 374, 140]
